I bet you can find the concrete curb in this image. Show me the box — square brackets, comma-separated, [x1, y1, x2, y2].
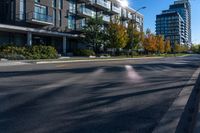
[35, 57, 163, 64]
[153, 67, 200, 133]
[0, 61, 30, 66]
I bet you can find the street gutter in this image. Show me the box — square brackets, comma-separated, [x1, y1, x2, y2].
[153, 66, 200, 133]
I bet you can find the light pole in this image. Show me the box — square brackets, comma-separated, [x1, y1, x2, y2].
[130, 6, 146, 57]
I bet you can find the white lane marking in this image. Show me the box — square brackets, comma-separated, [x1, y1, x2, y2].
[125, 65, 143, 83]
[91, 68, 105, 76]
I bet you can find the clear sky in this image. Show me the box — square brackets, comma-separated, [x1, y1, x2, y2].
[129, 0, 200, 44]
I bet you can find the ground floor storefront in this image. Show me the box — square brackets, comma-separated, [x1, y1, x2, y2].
[0, 24, 85, 55]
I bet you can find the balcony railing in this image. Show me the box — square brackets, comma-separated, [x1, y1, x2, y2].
[27, 12, 53, 25]
[90, 0, 111, 10]
[103, 15, 110, 22]
[128, 13, 132, 19]
[112, 6, 121, 14]
[79, 6, 96, 17]
[76, 21, 86, 31]
[97, 0, 111, 10]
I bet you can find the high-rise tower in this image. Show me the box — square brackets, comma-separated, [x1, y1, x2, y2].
[156, 0, 191, 45]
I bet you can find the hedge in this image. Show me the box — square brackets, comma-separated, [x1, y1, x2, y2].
[73, 49, 95, 56]
[0, 45, 58, 60]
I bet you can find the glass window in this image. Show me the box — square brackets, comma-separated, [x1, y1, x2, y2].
[19, 0, 24, 20]
[35, 0, 40, 3]
[69, 0, 76, 13]
[68, 14, 75, 30]
[34, 4, 47, 14]
[34, 4, 47, 21]
[58, 11, 62, 26]
[53, 9, 56, 26]
[52, 0, 56, 8]
[58, 0, 63, 9]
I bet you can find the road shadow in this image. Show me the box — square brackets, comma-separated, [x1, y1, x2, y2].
[0, 62, 198, 79]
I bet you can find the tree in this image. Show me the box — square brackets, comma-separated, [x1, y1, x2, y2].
[191, 44, 200, 53]
[181, 44, 189, 52]
[156, 35, 165, 54]
[143, 34, 157, 54]
[126, 21, 135, 50]
[174, 42, 182, 53]
[146, 28, 151, 36]
[107, 20, 128, 52]
[164, 39, 171, 53]
[126, 21, 145, 56]
[83, 17, 105, 54]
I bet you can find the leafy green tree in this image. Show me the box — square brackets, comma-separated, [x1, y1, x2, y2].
[191, 44, 200, 53]
[126, 21, 144, 51]
[181, 44, 189, 52]
[174, 42, 182, 53]
[83, 17, 105, 54]
[107, 20, 128, 51]
[126, 21, 135, 50]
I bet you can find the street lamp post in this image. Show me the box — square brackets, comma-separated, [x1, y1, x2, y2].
[130, 6, 146, 57]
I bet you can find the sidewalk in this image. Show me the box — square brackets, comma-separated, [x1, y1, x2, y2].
[0, 54, 190, 66]
[34, 56, 164, 64]
[0, 59, 29, 66]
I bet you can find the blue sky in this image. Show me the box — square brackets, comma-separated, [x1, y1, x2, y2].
[129, 0, 200, 44]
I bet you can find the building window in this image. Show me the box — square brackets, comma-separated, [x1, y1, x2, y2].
[68, 14, 75, 30]
[34, 4, 48, 21]
[19, 0, 25, 20]
[34, 4, 47, 15]
[53, 9, 56, 26]
[69, 0, 76, 14]
[58, 0, 63, 9]
[52, 0, 56, 8]
[35, 0, 40, 3]
[58, 11, 62, 27]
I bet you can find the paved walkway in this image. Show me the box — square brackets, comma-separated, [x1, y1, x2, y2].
[0, 60, 29, 66]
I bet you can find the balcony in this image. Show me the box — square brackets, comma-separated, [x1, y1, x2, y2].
[77, 0, 91, 3]
[121, 10, 128, 20]
[128, 13, 132, 19]
[102, 15, 110, 23]
[77, 5, 96, 18]
[76, 21, 86, 31]
[27, 12, 53, 25]
[89, 0, 111, 11]
[111, 5, 121, 14]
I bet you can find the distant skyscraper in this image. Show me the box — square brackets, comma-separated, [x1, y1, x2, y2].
[156, 0, 191, 46]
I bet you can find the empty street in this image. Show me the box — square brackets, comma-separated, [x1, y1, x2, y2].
[0, 55, 200, 133]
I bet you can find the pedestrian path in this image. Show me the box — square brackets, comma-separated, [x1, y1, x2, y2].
[0, 60, 29, 66]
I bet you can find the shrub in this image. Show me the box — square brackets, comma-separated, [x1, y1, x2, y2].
[73, 49, 95, 56]
[0, 45, 58, 60]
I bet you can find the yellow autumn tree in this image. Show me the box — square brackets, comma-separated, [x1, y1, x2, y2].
[143, 34, 157, 54]
[107, 21, 128, 49]
[164, 40, 171, 53]
[156, 35, 165, 54]
[174, 42, 182, 53]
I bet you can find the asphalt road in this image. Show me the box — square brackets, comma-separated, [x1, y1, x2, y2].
[0, 55, 200, 133]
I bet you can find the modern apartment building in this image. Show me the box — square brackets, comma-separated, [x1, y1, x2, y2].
[156, 0, 191, 46]
[0, 0, 144, 54]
